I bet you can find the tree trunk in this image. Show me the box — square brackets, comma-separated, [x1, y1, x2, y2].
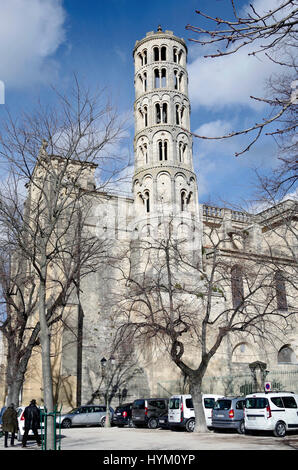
[189, 378, 208, 433]
[39, 268, 55, 449]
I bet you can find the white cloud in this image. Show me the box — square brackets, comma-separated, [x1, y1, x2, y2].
[0, 0, 66, 88]
[188, 0, 292, 110]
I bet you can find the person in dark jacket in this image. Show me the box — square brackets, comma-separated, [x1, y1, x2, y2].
[2, 403, 18, 447]
[22, 399, 42, 448]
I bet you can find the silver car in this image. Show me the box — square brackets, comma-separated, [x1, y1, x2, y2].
[58, 404, 114, 428]
[212, 397, 245, 434]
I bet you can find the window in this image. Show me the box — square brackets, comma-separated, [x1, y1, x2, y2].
[144, 191, 150, 213]
[204, 398, 215, 409]
[278, 345, 297, 364]
[245, 398, 268, 409]
[282, 396, 297, 408]
[155, 102, 167, 124]
[154, 68, 167, 88]
[154, 47, 159, 61]
[214, 400, 232, 410]
[185, 398, 194, 408]
[231, 265, 244, 309]
[271, 397, 284, 408]
[173, 48, 183, 64]
[275, 270, 288, 310]
[133, 400, 145, 409]
[169, 398, 180, 410]
[179, 142, 187, 162]
[161, 46, 167, 61]
[158, 140, 168, 161]
[144, 106, 148, 127]
[236, 400, 244, 410]
[181, 191, 186, 211]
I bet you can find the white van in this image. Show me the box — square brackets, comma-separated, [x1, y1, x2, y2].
[168, 394, 222, 432]
[245, 392, 298, 437]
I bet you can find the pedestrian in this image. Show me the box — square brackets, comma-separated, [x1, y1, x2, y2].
[22, 399, 42, 448]
[2, 403, 18, 448]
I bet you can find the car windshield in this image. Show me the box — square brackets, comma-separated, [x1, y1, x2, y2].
[245, 398, 268, 409]
[68, 408, 80, 414]
[214, 400, 232, 410]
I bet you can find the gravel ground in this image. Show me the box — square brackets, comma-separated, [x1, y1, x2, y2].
[2, 426, 298, 451]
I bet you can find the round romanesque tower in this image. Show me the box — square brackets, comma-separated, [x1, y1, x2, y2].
[132, 26, 201, 243]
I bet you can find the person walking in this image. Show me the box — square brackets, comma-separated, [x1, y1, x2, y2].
[2, 403, 18, 448]
[22, 399, 42, 448]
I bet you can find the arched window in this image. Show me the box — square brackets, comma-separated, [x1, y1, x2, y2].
[179, 142, 187, 162]
[278, 345, 297, 364]
[143, 106, 148, 127]
[158, 140, 168, 161]
[161, 68, 166, 87]
[143, 50, 147, 65]
[144, 191, 150, 213]
[175, 104, 184, 125]
[181, 191, 186, 211]
[275, 270, 288, 310]
[143, 72, 147, 91]
[173, 48, 183, 64]
[161, 46, 167, 61]
[155, 103, 161, 124]
[139, 143, 148, 164]
[154, 69, 167, 88]
[155, 102, 167, 124]
[153, 47, 159, 61]
[231, 265, 244, 309]
[162, 103, 167, 123]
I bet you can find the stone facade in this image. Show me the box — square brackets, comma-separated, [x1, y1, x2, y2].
[0, 27, 297, 409]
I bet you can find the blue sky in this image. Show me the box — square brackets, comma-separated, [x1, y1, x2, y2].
[0, 0, 290, 209]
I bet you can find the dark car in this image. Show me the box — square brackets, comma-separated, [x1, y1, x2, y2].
[132, 398, 168, 429]
[112, 403, 133, 427]
[158, 410, 169, 429]
[212, 397, 245, 434]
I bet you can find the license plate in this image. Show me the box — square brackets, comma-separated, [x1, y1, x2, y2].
[116, 413, 121, 416]
[135, 416, 140, 420]
[217, 414, 224, 418]
[248, 416, 255, 420]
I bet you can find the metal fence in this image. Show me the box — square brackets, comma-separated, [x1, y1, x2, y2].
[202, 369, 298, 396]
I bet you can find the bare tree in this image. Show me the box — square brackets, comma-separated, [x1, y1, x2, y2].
[0, 77, 128, 448]
[114, 216, 297, 432]
[86, 331, 143, 428]
[186, 1, 297, 156]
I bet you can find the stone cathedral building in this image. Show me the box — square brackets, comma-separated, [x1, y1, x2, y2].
[0, 27, 297, 408]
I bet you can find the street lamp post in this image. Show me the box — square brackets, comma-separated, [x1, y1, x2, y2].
[100, 356, 116, 427]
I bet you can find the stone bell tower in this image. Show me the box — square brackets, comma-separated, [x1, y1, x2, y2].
[132, 26, 200, 242]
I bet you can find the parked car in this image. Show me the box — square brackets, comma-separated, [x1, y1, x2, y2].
[245, 392, 298, 437]
[112, 403, 133, 427]
[158, 410, 169, 429]
[212, 396, 245, 434]
[132, 398, 168, 429]
[17, 406, 44, 442]
[58, 404, 114, 428]
[168, 394, 222, 432]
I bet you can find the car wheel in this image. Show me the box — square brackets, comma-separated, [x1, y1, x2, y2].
[61, 418, 72, 429]
[273, 421, 286, 437]
[186, 419, 195, 433]
[237, 420, 245, 434]
[100, 416, 106, 427]
[148, 417, 158, 429]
